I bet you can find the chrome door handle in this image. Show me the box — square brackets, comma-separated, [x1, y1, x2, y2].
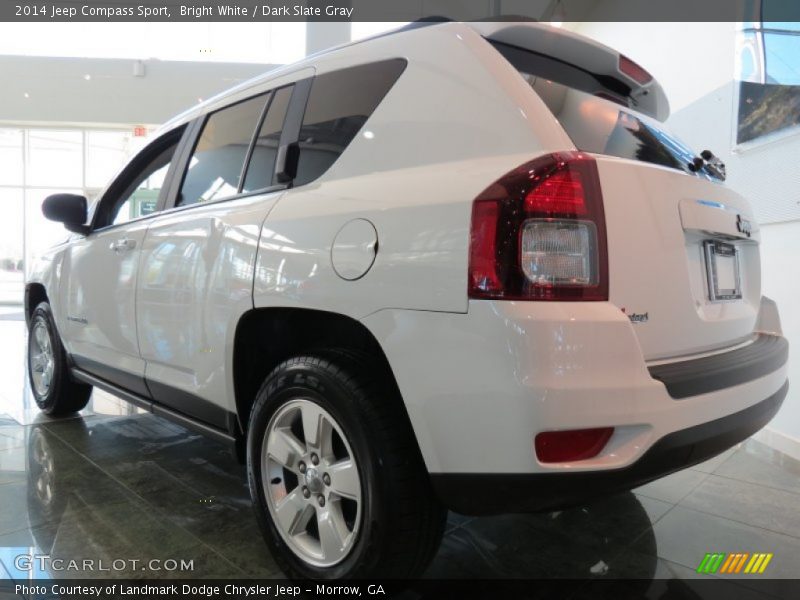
[110, 238, 136, 253]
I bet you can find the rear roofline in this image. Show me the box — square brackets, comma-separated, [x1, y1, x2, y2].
[468, 21, 670, 121]
[159, 19, 669, 136]
[129, 21, 578, 199]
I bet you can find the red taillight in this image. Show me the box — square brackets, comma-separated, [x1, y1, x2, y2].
[535, 428, 614, 463]
[468, 152, 608, 301]
[525, 169, 588, 216]
[468, 200, 502, 296]
[618, 54, 653, 85]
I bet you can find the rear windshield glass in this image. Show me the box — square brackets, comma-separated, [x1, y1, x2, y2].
[524, 74, 721, 179]
[492, 43, 721, 181]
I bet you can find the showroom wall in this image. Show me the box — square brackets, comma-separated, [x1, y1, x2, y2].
[576, 21, 800, 450]
[0, 55, 272, 125]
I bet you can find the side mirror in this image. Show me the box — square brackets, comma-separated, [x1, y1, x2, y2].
[42, 193, 89, 234]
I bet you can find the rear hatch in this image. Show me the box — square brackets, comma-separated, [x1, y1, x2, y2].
[479, 22, 760, 361]
[597, 155, 759, 360]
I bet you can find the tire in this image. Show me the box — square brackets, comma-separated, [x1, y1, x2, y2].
[27, 301, 92, 416]
[247, 352, 446, 579]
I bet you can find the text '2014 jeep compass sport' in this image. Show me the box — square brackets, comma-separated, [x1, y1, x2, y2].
[26, 21, 788, 579]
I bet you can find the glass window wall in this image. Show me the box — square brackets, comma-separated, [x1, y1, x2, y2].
[0, 126, 144, 304]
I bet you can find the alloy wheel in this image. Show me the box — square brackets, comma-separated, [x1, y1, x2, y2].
[29, 319, 55, 397]
[262, 398, 362, 567]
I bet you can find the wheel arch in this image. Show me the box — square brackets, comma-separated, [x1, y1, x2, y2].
[232, 307, 411, 437]
[25, 282, 49, 327]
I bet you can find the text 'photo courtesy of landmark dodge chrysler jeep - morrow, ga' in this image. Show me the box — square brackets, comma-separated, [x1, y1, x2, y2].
[26, 20, 789, 579]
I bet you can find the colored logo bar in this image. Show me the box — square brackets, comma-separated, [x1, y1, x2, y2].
[696, 552, 773, 574]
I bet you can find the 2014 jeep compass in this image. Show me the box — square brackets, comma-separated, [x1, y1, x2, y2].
[26, 21, 789, 579]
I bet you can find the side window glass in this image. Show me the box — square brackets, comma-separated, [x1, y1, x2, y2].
[96, 133, 181, 229]
[293, 59, 406, 187]
[242, 86, 292, 193]
[178, 94, 267, 207]
[112, 156, 172, 225]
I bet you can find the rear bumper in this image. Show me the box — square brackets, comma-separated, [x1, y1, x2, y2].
[364, 299, 788, 474]
[649, 334, 789, 399]
[431, 380, 788, 515]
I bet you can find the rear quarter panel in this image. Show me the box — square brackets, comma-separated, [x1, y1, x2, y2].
[253, 23, 574, 317]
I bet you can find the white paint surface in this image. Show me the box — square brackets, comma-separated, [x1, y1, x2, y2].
[576, 20, 800, 447]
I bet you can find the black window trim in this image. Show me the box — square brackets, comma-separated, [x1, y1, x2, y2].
[89, 123, 194, 234]
[238, 82, 298, 193]
[168, 91, 271, 211]
[164, 83, 311, 214]
[155, 181, 290, 220]
[160, 117, 204, 212]
[237, 88, 277, 195]
[275, 77, 314, 187]
[132, 59, 408, 221]
[284, 58, 408, 188]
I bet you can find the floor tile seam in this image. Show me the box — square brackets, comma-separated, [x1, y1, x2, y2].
[702, 471, 800, 499]
[664, 502, 800, 543]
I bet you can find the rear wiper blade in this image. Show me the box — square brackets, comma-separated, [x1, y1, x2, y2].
[687, 149, 726, 181]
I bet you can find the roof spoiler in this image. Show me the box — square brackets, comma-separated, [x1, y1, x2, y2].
[468, 22, 670, 121]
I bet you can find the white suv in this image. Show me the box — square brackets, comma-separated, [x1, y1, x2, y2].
[27, 21, 789, 579]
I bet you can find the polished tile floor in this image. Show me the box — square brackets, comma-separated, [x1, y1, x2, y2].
[1, 307, 799, 596]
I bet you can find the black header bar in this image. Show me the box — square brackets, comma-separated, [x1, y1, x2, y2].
[3, 0, 800, 23]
